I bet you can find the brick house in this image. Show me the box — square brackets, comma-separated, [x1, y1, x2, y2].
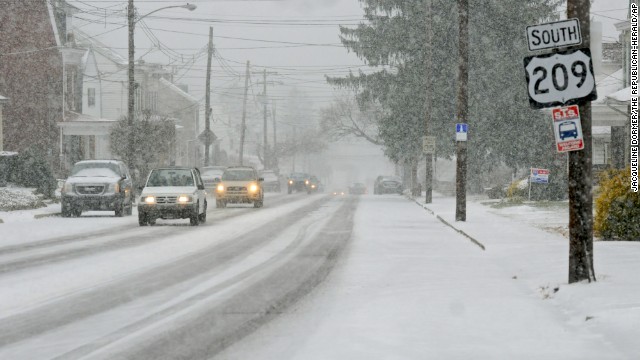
[0, 0, 66, 171]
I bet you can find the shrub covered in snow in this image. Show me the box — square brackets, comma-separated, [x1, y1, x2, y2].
[10, 149, 57, 199]
[0, 187, 46, 211]
[595, 167, 640, 241]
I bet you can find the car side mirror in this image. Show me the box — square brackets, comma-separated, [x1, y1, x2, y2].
[214, 177, 220, 182]
[258, 177, 264, 182]
[198, 184, 205, 190]
[137, 185, 144, 192]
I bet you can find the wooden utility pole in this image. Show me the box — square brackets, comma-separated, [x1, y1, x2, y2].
[239, 61, 250, 165]
[567, 0, 596, 283]
[204, 26, 213, 166]
[263, 69, 268, 169]
[424, 0, 434, 204]
[455, 0, 469, 221]
[127, 0, 136, 176]
[272, 99, 278, 170]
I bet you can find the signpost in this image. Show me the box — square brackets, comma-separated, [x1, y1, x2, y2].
[526, 18, 581, 51]
[455, 123, 468, 141]
[529, 168, 550, 201]
[422, 136, 436, 154]
[524, 48, 597, 109]
[552, 105, 584, 152]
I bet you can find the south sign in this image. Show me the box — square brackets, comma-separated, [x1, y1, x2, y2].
[526, 19, 581, 51]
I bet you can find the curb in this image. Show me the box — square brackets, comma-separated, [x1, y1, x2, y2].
[34, 212, 61, 219]
[412, 198, 486, 251]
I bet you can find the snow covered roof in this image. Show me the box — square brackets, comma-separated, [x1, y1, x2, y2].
[62, 111, 115, 123]
[72, 27, 127, 65]
[594, 68, 624, 103]
[0, 95, 8, 103]
[605, 86, 631, 104]
[159, 78, 199, 104]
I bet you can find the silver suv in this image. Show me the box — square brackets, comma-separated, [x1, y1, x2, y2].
[61, 160, 134, 217]
[215, 166, 264, 208]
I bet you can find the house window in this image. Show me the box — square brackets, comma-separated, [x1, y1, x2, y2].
[88, 88, 96, 107]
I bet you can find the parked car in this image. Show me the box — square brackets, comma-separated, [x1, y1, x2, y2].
[348, 183, 367, 195]
[374, 176, 403, 194]
[260, 170, 281, 192]
[287, 172, 310, 194]
[215, 166, 264, 208]
[138, 167, 207, 226]
[200, 166, 226, 194]
[61, 160, 134, 217]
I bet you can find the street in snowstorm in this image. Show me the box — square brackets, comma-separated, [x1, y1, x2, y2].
[1, 0, 639, 359]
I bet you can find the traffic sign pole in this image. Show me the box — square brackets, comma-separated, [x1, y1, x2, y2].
[567, 0, 596, 284]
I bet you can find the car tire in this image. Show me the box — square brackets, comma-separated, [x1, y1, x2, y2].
[115, 202, 124, 217]
[199, 202, 207, 223]
[125, 199, 133, 216]
[216, 199, 226, 208]
[73, 208, 82, 217]
[61, 203, 71, 218]
[254, 199, 263, 208]
[190, 203, 200, 226]
[138, 212, 148, 226]
[287, 187, 292, 194]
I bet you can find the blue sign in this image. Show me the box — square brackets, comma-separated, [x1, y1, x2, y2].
[456, 123, 468, 133]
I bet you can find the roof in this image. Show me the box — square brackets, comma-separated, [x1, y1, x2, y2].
[594, 68, 624, 103]
[605, 86, 631, 103]
[72, 27, 127, 65]
[0, 95, 8, 103]
[159, 78, 199, 104]
[63, 111, 115, 123]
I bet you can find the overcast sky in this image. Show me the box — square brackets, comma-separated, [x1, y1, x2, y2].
[68, 0, 631, 120]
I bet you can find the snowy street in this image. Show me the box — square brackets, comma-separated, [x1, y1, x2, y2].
[0, 192, 638, 359]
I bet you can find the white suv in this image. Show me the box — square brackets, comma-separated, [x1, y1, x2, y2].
[138, 167, 207, 226]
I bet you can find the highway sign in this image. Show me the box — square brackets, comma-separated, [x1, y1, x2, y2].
[523, 47, 597, 109]
[526, 19, 581, 52]
[422, 136, 436, 154]
[552, 105, 584, 152]
[455, 123, 468, 141]
[530, 168, 550, 184]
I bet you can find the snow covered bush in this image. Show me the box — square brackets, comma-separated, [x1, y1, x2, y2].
[595, 167, 640, 241]
[10, 149, 57, 199]
[0, 187, 45, 211]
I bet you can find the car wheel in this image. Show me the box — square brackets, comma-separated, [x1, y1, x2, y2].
[73, 208, 82, 217]
[199, 202, 207, 223]
[287, 187, 292, 194]
[125, 199, 133, 216]
[190, 203, 200, 226]
[138, 212, 148, 226]
[216, 199, 226, 208]
[148, 218, 156, 226]
[61, 203, 71, 218]
[115, 202, 124, 217]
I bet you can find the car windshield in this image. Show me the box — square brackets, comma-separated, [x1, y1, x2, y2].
[222, 169, 255, 181]
[70, 162, 121, 177]
[146, 169, 194, 187]
[202, 169, 224, 177]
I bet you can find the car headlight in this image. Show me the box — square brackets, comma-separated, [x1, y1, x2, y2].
[106, 182, 120, 193]
[178, 195, 191, 203]
[305, 180, 309, 185]
[62, 182, 73, 194]
[311, 184, 316, 188]
[288, 180, 293, 185]
[249, 183, 259, 193]
[144, 196, 156, 204]
[217, 184, 225, 192]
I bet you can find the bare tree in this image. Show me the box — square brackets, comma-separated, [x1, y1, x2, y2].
[320, 94, 383, 146]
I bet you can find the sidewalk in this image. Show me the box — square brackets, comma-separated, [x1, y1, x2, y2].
[219, 193, 638, 359]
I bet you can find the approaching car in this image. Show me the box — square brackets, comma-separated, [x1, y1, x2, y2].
[259, 170, 281, 192]
[306, 175, 321, 194]
[215, 166, 264, 208]
[374, 176, 403, 194]
[200, 166, 226, 194]
[348, 182, 367, 195]
[287, 172, 309, 194]
[61, 160, 134, 217]
[138, 167, 207, 226]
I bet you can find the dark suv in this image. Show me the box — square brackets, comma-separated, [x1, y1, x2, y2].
[287, 172, 309, 194]
[61, 160, 134, 217]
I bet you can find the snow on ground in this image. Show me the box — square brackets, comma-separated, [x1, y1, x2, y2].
[219, 193, 639, 359]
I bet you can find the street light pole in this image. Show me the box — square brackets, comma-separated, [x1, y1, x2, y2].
[127, 1, 196, 176]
